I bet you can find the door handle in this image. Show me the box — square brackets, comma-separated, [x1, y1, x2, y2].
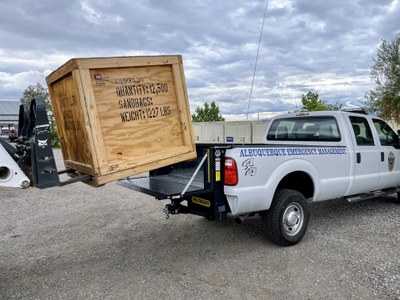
[356, 153, 361, 163]
[381, 152, 385, 162]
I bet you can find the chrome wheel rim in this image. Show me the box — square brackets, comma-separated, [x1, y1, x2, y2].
[282, 202, 304, 236]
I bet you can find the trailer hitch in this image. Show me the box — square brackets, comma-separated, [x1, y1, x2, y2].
[163, 204, 176, 219]
[163, 201, 190, 219]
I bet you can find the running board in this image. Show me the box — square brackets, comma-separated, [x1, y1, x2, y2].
[345, 188, 400, 202]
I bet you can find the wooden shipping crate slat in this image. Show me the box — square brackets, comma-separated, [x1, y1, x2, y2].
[171, 63, 194, 147]
[76, 55, 182, 69]
[46, 55, 196, 186]
[77, 68, 106, 171]
[49, 71, 95, 172]
[93, 150, 196, 186]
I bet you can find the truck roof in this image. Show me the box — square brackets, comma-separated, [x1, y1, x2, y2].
[274, 110, 379, 120]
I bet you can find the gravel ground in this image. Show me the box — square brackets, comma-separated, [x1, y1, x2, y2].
[1, 150, 400, 299]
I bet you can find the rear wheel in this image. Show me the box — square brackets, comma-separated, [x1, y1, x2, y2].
[262, 189, 309, 246]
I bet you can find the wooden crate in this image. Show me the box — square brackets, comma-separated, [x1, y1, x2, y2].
[46, 55, 196, 186]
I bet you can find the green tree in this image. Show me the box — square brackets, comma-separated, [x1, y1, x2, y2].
[365, 34, 400, 122]
[301, 91, 341, 111]
[20, 83, 50, 108]
[20, 83, 59, 147]
[192, 101, 225, 122]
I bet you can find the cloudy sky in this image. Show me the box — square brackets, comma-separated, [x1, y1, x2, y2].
[0, 0, 399, 120]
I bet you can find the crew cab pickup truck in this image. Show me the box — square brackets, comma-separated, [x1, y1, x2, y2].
[119, 110, 400, 246]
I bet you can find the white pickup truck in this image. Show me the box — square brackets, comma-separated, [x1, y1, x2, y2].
[119, 110, 400, 246]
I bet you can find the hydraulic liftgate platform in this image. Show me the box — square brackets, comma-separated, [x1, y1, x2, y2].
[117, 146, 228, 221]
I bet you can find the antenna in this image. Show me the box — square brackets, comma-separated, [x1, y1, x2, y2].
[246, 0, 269, 120]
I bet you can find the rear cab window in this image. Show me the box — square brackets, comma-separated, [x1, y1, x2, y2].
[267, 116, 341, 142]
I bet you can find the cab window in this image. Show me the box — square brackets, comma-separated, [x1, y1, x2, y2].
[373, 119, 400, 149]
[267, 116, 341, 141]
[349, 116, 374, 146]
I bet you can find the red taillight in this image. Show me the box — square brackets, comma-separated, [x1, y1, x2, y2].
[224, 157, 238, 186]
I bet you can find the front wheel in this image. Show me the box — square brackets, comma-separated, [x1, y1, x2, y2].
[262, 189, 309, 246]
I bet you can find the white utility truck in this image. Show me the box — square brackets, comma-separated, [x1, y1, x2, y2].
[1, 101, 399, 246]
[119, 110, 400, 246]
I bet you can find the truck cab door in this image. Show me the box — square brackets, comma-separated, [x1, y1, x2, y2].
[348, 116, 380, 194]
[372, 118, 400, 189]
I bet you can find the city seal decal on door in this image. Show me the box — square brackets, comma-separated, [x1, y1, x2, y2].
[388, 152, 395, 171]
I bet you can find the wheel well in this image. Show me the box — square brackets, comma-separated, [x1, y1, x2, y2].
[276, 171, 314, 199]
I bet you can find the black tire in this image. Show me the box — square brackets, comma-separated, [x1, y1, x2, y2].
[262, 189, 309, 246]
[396, 192, 400, 203]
